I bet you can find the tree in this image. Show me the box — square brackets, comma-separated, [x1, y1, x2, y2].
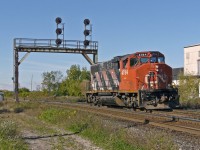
[41, 71, 63, 95]
[80, 67, 90, 81]
[60, 65, 90, 96]
[19, 87, 30, 93]
[19, 87, 30, 99]
[178, 72, 200, 108]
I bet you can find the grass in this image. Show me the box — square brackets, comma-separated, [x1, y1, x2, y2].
[0, 99, 178, 150]
[38, 106, 178, 150]
[0, 101, 29, 149]
[0, 120, 28, 150]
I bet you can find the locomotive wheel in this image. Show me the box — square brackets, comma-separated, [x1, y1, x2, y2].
[97, 102, 101, 107]
[140, 108, 145, 111]
[145, 109, 152, 113]
[132, 102, 137, 111]
[132, 107, 137, 111]
[87, 94, 93, 103]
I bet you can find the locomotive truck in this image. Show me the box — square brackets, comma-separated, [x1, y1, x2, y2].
[86, 51, 179, 110]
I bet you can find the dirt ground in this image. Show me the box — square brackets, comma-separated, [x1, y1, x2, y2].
[16, 113, 102, 150]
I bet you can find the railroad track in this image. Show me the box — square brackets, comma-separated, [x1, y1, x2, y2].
[172, 109, 200, 119]
[152, 109, 200, 121]
[40, 100, 200, 136]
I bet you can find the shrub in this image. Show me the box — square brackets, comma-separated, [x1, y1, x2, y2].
[178, 73, 200, 108]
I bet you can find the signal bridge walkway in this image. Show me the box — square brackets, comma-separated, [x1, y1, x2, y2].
[14, 38, 98, 55]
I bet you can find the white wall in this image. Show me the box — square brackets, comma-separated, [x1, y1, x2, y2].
[184, 45, 200, 75]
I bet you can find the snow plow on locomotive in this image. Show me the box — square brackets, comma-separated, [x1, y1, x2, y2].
[86, 51, 179, 110]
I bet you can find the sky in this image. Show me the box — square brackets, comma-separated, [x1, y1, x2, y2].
[0, 0, 200, 91]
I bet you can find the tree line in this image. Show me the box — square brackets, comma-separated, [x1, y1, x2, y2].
[42, 64, 90, 96]
[16, 64, 90, 98]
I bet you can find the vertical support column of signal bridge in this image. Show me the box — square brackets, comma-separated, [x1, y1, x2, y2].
[13, 38, 98, 102]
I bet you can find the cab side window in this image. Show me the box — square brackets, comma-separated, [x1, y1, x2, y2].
[130, 58, 138, 67]
[123, 58, 128, 68]
[158, 57, 165, 63]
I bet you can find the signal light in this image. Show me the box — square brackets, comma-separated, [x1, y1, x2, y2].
[83, 19, 91, 48]
[56, 39, 62, 45]
[84, 40, 90, 46]
[56, 28, 62, 35]
[84, 19, 90, 25]
[55, 17, 62, 24]
[55, 17, 64, 47]
[84, 29, 90, 36]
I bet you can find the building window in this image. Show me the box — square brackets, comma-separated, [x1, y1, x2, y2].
[186, 53, 190, 59]
[199, 51, 200, 57]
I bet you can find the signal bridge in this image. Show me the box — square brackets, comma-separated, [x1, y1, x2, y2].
[13, 38, 98, 102]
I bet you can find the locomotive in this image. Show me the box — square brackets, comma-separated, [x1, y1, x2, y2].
[86, 51, 179, 110]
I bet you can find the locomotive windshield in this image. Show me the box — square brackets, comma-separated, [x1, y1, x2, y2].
[140, 57, 149, 63]
[150, 57, 157, 63]
[149, 56, 165, 63]
[158, 57, 165, 63]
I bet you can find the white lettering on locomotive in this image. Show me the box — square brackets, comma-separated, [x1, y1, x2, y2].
[122, 69, 128, 75]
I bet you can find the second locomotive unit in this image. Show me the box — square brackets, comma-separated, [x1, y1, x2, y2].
[86, 51, 179, 110]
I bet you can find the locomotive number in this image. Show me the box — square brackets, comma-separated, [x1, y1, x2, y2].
[122, 69, 128, 75]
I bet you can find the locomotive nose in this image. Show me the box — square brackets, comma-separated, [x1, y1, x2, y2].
[154, 64, 172, 89]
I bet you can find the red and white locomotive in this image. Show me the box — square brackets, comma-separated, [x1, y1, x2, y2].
[86, 51, 179, 110]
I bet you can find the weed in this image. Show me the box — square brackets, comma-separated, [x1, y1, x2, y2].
[0, 108, 10, 114]
[14, 107, 24, 113]
[38, 107, 72, 124]
[39, 106, 178, 150]
[0, 120, 28, 150]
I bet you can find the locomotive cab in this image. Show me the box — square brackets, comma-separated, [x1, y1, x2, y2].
[119, 51, 171, 91]
[118, 51, 179, 109]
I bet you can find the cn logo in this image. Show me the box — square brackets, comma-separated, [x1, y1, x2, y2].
[122, 69, 128, 75]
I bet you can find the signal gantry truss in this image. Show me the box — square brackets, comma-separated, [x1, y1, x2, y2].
[13, 38, 98, 101]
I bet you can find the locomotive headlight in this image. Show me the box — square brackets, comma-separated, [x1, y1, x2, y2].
[150, 83, 154, 89]
[155, 65, 159, 72]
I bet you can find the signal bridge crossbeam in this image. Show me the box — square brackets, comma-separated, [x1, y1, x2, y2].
[13, 38, 98, 102]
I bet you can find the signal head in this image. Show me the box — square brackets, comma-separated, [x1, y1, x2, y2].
[84, 40, 90, 46]
[84, 19, 90, 25]
[84, 29, 90, 36]
[55, 38, 62, 45]
[56, 28, 62, 35]
[55, 17, 62, 24]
